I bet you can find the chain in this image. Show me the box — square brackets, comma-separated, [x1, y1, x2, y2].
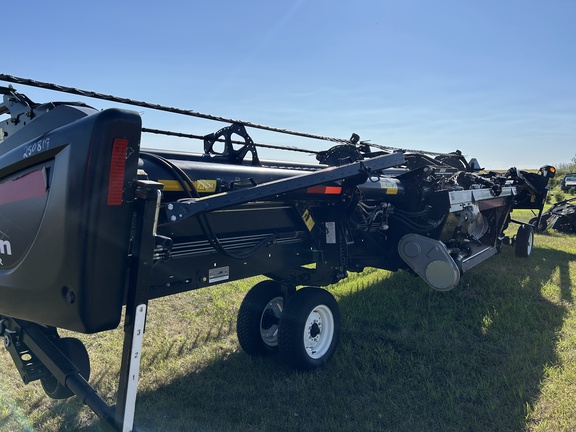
[360, 142, 447, 156]
[0, 74, 450, 157]
[141, 127, 318, 154]
[0, 74, 346, 143]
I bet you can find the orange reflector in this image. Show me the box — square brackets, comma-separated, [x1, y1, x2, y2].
[306, 185, 342, 195]
[108, 138, 129, 205]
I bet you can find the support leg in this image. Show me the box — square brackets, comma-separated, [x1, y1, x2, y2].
[114, 181, 164, 431]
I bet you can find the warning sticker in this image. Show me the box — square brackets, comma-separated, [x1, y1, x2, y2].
[193, 179, 218, 193]
[302, 209, 315, 231]
[379, 178, 398, 195]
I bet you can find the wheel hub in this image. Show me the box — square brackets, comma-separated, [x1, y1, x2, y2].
[303, 306, 335, 359]
[309, 320, 321, 340]
[261, 308, 279, 331]
[260, 297, 283, 347]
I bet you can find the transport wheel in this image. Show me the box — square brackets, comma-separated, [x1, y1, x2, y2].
[515, 224, 534, 258]
[529, 216, 548, 231]
[41, 337, 91, 400]
[278, 288, 340, 370]
[237, 280, 284, 356]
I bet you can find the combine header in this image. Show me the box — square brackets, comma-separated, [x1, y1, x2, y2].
[0, 75, 555, 431]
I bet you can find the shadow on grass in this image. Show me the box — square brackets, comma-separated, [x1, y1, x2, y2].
[25, 246, 575, 432]
[333, 246, 573, 432]
[22, 367, 119, 432]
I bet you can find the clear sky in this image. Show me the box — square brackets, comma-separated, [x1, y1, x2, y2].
[2, 0, 575, 169]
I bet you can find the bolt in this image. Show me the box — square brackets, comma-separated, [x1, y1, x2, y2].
[4, 335, 11, 348]
[170, 215, 177, 222]
[167, 203, 174, 210]
[65, 290, 76, 304]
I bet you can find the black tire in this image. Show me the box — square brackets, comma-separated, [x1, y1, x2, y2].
[278, 288, 340, 370]
[237, 280, 284, 356]
[41, 337, 91, 400]
[515, 224, 534, 258]
[529, 216, 548, 232]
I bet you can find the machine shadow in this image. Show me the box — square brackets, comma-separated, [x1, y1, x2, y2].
[332, 246, 572, 432]
[37, 246, 571, 432]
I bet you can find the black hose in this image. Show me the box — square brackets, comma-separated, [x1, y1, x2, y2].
[140, 152, 199, 198]
[389, 213, 445, 234]
[196, 214, 278, 260]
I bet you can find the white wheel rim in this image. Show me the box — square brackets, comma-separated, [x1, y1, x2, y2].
[260, 296, 283, 347]
[303, 304, 334, 359]
[527, 231, 533, 255]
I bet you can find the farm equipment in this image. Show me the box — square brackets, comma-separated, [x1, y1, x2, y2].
[0, 75, 556, 431]
[530, 197, 576, 234]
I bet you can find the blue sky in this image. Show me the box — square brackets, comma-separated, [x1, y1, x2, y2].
[2, 0, 575, 169]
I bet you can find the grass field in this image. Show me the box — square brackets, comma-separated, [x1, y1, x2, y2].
[1, 209, 575, 432]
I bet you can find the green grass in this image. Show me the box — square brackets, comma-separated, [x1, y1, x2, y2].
[1, 211, 576, 431]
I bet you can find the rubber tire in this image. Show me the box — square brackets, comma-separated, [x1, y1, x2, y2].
[529, 216, 548, 232]
[278, 288, 340, 370]
[41, 337, 91, 400]
[237, 280, 284, 356]
[515, 224, 534, 258]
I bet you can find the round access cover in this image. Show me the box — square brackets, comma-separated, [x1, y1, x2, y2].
[425, 260, 460, 291]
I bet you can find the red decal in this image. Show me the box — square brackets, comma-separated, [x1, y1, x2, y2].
[0, 170, 47, 205]
[306, 185, 342, 195]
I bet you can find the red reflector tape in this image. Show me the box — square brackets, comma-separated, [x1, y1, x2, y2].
[108, 138, 129, 206]
[306, 185, 342, 195]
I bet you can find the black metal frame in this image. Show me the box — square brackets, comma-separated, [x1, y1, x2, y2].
[0, 152, 407, 431]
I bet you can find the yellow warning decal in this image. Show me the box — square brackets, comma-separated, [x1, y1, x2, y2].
[159, 180, 185, 191]
[379, 178, 398, 195]
[302, 209, 315, 231]
[159, 179, 217, 193]
[193, 179, 217, 193]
